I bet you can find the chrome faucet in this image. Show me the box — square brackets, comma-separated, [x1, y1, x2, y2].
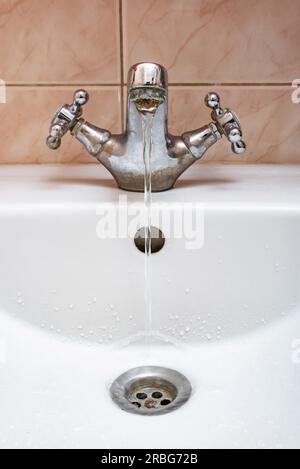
[46, 63, 246, 192]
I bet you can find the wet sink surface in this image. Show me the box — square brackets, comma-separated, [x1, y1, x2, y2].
[0, 164, 299, 449]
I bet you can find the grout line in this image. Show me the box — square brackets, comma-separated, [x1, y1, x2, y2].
[119, 0, 125, 130]
[5, 83, 296, 89]
[120, 82, 295, 90]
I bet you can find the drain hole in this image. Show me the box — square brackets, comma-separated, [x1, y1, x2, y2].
[136, 392, 147, 400]
[161, 399, 171, 406]
[110, 366, 192, 415]
[152, 391, 163, 399]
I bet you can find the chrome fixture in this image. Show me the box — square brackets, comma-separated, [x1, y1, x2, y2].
[110, 366, 192, 415]
[46, 63, 246, 192]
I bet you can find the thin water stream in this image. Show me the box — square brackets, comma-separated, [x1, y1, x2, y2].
[142, 113, 154, 340]
[133, 88, 165, 345]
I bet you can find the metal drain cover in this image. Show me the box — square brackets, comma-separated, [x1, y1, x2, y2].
[110, 366, 192, 416]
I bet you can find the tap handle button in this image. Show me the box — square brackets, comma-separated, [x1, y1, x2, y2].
[205, 92, 224, 118]
[231, 140, 246, 154]
[71, 89, 89, 116]
[46, 135, 61, 150]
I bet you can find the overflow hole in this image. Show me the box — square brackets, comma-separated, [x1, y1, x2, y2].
[134, 226, 165, 254]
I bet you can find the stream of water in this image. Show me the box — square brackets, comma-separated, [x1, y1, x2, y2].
[142, 113, 154, 341]
[132, 90, 165, 345]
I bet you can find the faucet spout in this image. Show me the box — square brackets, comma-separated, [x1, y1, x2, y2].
[46, 64, 246, 192]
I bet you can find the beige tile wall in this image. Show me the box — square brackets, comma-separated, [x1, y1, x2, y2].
[0, 0, 299, 164]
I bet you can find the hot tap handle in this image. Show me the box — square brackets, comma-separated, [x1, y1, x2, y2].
[46, 89, 89, 150]
[205, 92, 246, 155]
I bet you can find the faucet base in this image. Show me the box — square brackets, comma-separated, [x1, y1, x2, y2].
[117, 184, 174, 193]
[100, 159, 194, 192]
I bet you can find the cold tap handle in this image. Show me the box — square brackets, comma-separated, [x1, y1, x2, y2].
[205, 92, 246, 155]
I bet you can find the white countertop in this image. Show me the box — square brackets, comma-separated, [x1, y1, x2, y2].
[0, 164, 299, 208]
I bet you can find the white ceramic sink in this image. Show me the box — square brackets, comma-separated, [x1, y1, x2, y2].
[0, 164, 299, 449]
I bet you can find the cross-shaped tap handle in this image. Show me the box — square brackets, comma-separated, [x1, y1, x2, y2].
[205, 92, 246, 155]
[46, 90, 89, 150]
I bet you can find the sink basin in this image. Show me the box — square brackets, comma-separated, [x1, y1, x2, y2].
[0, 164, 299, 449]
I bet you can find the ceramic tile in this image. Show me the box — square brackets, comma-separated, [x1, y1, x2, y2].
[0, 0, 120, 84]
[123, 0, 300, 84]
